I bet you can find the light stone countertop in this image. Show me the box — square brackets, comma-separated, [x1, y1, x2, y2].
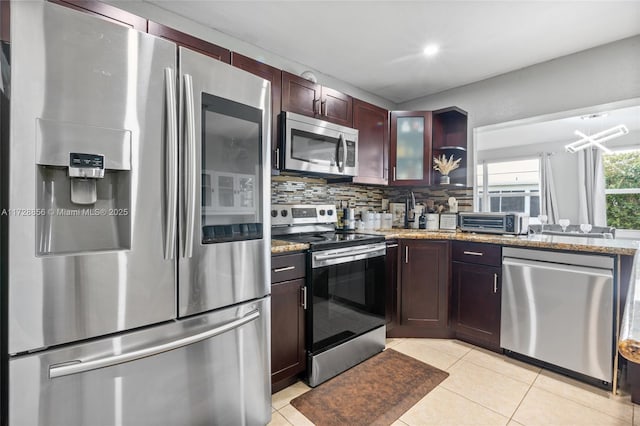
[271, 229, 639, 256]
[271, 239, 309, 254]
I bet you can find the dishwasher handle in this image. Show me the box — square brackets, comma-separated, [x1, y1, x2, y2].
[503, 257, 613, 278]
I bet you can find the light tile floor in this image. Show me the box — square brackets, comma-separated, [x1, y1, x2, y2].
[269, 338, 637, 426]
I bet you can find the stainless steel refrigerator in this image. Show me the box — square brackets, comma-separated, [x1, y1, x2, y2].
[4, 2, 271, 425]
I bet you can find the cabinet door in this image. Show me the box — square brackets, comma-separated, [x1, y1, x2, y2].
[231, 53, 282, 171]
[271, 278, 306, 393]
[452, 262, 501, 350]
[389, 111, 432, 186]
[48, 0, 147, 30]
[385, 241, 399, 329]
[400, 240, 448, 329]
[148, 21, 231, 63]
[352, 99, 388, 185]
[281, 71, 321, 118]
[320, 87, 353, 127]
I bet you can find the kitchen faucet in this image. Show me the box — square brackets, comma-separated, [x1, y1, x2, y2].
[404, 191, 416, 228]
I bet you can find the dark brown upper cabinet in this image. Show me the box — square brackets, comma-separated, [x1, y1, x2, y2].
[432, 107, 468, 186]
[148, 21, 230, 63]
[352, 99, 389, 185]
[231, 53, 282, 171]
[281, 71, 353, 127]
[48, 0, 147, 31]
[389, 111, 433, 186]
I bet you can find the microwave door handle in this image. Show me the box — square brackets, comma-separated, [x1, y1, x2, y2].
[337, 134, 346, 172]
[183, 74, 197, 258]
[164, 67, 178, 260]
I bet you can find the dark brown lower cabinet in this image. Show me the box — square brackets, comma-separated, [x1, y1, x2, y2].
[388, 240, 453, 338]
[452, 261, 501, 351]
[271, 253, 306, 393]
[385, 241, 399, 331]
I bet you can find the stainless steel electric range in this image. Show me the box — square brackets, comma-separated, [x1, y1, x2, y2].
[272, 204, 387, 387]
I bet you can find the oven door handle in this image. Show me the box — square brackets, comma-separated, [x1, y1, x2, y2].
[312, 245, 385, 267]
[314, 246, 383, 261]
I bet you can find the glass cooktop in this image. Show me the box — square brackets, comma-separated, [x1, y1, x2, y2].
[277, 232, 385, 251]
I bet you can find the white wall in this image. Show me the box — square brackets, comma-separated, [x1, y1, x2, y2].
[107, 0, 396, 110]
[399, 35, 640, 126]
[400, 35, 640, 193]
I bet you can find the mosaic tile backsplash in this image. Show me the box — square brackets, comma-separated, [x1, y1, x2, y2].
[271, 174, 473, 215]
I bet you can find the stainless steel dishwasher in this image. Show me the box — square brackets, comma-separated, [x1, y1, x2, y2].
[501, 247, 615, 384]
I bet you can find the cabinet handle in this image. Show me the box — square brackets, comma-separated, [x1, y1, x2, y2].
[275, 147, 280, 169]
[393, 166, 396, 181]
[321, 99, 327, 116]
[301, 286, 308, 309]
[313, 98, 320, 115]
[273, 265, 295, 273]
[463, 251, 484, 256]
[493, 273, 498, 293]
[405, 246, 409, 264]
[386, 244, 399, 248]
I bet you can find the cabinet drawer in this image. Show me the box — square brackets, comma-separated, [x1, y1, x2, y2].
[452, 241, 501, 266]
[271, 253, 306, 283]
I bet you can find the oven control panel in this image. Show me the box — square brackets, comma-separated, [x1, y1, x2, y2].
[271, 204, 337, 226]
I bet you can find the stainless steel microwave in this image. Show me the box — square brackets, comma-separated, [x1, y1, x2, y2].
[281, 111, 358, 177]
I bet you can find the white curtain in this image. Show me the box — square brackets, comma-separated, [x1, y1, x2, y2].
[540, 153, 559, 224]
[577, 147, 607, 226]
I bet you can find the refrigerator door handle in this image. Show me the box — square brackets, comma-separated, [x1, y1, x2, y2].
[183, 73, 197, 258]
[164, 67, 178, 260]
[49, 309, 261, 379]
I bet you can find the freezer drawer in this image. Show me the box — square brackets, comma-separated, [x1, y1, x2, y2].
[501, 248, 614, 383]
[9, 298, 271, 426]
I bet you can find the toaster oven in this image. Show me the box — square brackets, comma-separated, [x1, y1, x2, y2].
[459, 212, 529, 235]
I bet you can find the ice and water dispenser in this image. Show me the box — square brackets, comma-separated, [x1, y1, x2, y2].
[35, 119, 132, 255]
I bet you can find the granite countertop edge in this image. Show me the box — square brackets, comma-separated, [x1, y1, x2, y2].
[271, 230, 639, 256]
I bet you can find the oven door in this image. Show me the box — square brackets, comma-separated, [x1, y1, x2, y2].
[283, 112, 358, 176]
[308, 243, 386, 354]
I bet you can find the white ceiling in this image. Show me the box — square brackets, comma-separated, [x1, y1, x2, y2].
[147, 1, 640, 104]
[477, 104, 640, 151]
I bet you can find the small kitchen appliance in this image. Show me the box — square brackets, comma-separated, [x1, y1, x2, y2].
[459, 212, 529, 235]
[280, 111, 359, 177]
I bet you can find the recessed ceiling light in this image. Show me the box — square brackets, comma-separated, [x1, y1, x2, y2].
[423, 44, 439, 56]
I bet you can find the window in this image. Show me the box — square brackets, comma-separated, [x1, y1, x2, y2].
[476, 158, 540, 217]
[603, 149, 640, 230]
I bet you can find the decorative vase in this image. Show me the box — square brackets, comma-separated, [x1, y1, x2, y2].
[440, 175, 450, 185]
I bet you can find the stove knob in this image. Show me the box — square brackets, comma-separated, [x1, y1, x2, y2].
[319, 209, 326, 216]
[327, 209, 334, 216]
[281, 210, 288, 217]
[271, 210, 277, 218]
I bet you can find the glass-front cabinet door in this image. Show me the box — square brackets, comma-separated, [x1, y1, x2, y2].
[389, 111, 432, 186]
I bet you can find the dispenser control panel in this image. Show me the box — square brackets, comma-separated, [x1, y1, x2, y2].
[70, 153, 104, 169]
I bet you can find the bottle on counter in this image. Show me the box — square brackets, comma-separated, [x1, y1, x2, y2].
[419, 212, 426, 229]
